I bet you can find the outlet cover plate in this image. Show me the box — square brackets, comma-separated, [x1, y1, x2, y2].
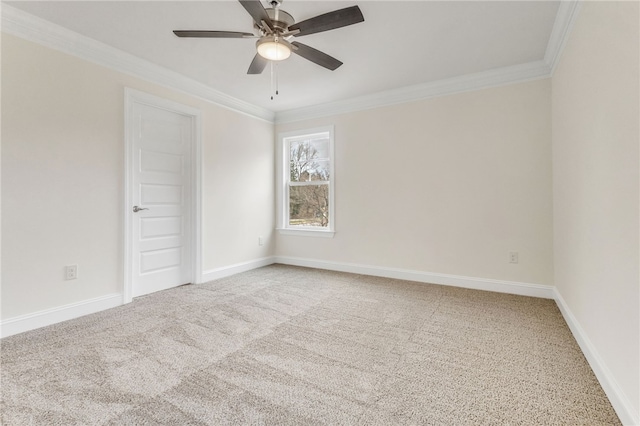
[65, 265, 78, 280]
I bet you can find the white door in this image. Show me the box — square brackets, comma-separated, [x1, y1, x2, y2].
[130, 101, 193, 298]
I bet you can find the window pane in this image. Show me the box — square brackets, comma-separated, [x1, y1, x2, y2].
[290, 139, 330, 182]
[289, 184, 329, 227]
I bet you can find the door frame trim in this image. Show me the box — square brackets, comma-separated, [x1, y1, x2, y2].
[123, 88, 202, 303]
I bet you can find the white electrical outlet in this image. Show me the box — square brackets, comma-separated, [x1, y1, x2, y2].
[509, 252, 519, 264]
[258, 236, 264, 246]
[65, 265, 78, 280]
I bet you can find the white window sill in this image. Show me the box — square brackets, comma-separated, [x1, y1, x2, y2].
[277, 228, 335, 238]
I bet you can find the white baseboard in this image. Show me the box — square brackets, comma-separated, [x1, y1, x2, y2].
[0, 257, 276, 339]
[273, 256, 554, 299]
[200, 256, 276, 283]
[2, 257, 633, 424]
[554, 289, 639, 426]
[1, 293, 123, 339]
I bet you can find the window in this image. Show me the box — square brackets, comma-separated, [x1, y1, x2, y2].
[278, 126, 334, 237]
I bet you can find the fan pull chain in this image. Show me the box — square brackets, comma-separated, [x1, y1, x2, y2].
[270, 60, 280, 100]
[270, 61, 274, 100]
[275, 38, 279, 97]
[275, 61, 279, 96]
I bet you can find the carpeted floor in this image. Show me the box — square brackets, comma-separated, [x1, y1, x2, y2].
[1, 264, 620, 425]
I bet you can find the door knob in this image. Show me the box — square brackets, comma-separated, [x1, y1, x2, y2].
[132, 206, 149, 212]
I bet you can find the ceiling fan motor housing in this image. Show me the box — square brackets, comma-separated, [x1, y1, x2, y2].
[263, 8, 294, 33]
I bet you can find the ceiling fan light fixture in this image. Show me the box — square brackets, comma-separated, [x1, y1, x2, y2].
[256, 36, 291, 61]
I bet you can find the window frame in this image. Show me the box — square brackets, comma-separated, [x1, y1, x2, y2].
[277, 126, 335, 238]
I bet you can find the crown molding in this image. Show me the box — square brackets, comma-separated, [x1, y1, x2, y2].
[275, 1, 581, 124]
[275, 60, 551, 124]
[544, 1, 582, 75]
[1, 4, 275, 123]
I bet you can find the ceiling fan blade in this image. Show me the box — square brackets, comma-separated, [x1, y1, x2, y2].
[173, 30, 254, 38]
[291, 42, 343, 71]
[289, 6, 364, 37]
[247, 53, 268, 74]
[238, 0, 274, 31]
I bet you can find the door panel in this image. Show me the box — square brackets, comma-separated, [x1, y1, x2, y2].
[140, 184, 183, 205]
[140, 217, 182, 239]
[140, 247, 182, 273]
[141, 150, 183, 173]
[132, 102, 192, 297]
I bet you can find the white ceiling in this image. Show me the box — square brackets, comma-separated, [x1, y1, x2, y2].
[4, 1, 560, 113]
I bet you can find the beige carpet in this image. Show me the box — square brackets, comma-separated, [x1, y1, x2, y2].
[1, 264, 620, 425]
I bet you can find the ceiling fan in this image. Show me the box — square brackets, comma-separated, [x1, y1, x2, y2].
[173, 0, 364, 75]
